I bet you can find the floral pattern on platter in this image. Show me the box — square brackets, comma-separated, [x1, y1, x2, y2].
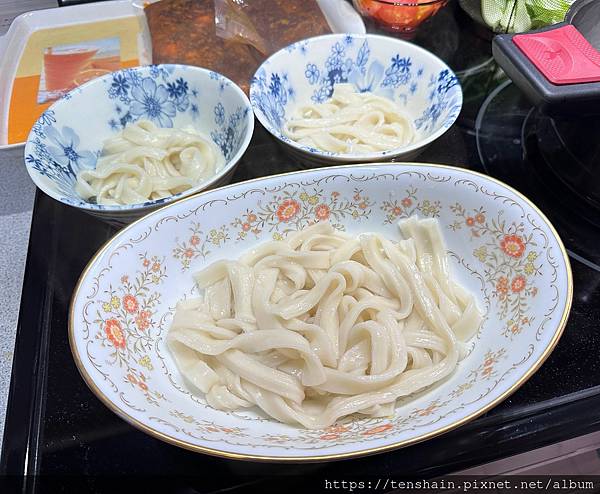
[72, 166, 569, 457]
[379, 186, 441, 224]
[250, 35, 463, 158]
[169, 410, 248, 437]
[230, 187, 374, 241]
[24, 65, 253, 213]
[91, 253, 168, 407]
[449, 204, 541, 339]
[172, 222, 230, 271]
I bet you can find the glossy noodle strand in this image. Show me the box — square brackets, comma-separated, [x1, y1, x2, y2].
[168, 218, 482, 429]
[283, 84, 415, 154]
[75, 120, 224, 205]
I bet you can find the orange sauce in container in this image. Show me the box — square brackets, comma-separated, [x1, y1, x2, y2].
[353, 0, 448, 37]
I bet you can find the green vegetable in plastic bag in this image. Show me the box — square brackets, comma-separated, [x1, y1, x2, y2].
[481, 0, 574, 32]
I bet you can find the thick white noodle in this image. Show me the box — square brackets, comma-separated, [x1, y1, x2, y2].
[282, 84, 415, 154]
[75, 119, 224, 205]
[168, 217, 482, 429]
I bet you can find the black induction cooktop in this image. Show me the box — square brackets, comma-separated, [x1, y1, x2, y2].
[476, 80, 600, 270]
[2, 3, 600, 493]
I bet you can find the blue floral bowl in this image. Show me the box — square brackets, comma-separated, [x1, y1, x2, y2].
[24, 64, 254, 224]
[250, 34, 462, 165]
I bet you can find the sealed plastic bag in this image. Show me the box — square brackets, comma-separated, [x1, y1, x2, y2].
[460, 0, 575, 32]
[213, 0, 331, 57]
[483, 0, 576, 32]
[145, 0, 330, 93]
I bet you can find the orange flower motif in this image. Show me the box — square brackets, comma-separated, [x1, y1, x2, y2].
[276, 199, 300, 222]
[184, 248, 194, 258]
[363, 423, 394, 435]
[475, 213, 485, 224]
[392, 207, 402, 216]
[466, 217, 475, 226]
[331, 191, 340, 198]
[416, 402, 440, 417]
[138, 381, 148, 391]
[522, 317, 529, 324]
[315, 204, 330, 221]
[221, 427, 234, 433]
[401, 197, 412, 207]
[136, 315, 150, 331]
[127, 373, 137, 384]
[121, 275, 128, 283]
[496, 276, 509, 294]
[353, 193, 361, 201]
[207, 426, 220, 432]
[320, 433, 340, 440]
[139, 310, 151, 320]
[500, 234, 525, 258]
[152, 261, 161, 272]
[105, 319, 125, 348]
[511, 275, 526, 293]
[242, 222, 251, 231]
[482, 366, 493, 377]
[326, 425, 349, 434]
[511, 324, 520, 334]
[247, 213, 257, 222]
[143, 259, 150, 267]
[531, 287, 538, 296]
[190, 235, 200, 246]
[358, 201, 367, 210]
[484, 358, 494, 367]
[123, 294, 138, 314]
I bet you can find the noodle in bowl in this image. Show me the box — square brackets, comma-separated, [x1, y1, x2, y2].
[70, 163, 572, 461]
[24, 64, 254, 224]
[250, 34, 462, 165]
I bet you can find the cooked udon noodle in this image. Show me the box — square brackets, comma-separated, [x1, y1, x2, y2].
[75, 120, 223, 205]
[283, 84, 415, 154]
[167, 218, 482, 429]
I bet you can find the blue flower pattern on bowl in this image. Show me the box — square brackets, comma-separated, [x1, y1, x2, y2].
[415, 69, 461, 132]
[24, 64, 253, 214]
[211, 106, 250, 161]
[31, 109, 56, 139]
[250, 34, 463, 160]
[251, 71, 293, 131]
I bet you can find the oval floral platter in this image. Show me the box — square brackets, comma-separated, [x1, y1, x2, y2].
[69, 163, 572, 461]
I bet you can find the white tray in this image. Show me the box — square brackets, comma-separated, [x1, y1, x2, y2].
[0, 0, 152, 152]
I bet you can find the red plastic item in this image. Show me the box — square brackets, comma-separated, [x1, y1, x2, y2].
[513, 24, 600, 85]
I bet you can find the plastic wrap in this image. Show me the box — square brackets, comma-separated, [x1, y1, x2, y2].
[214, 0, 270, 55]
[145, 0, 331, 93]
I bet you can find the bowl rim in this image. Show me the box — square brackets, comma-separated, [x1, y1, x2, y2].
[24, 63, 255, 212]
[249, 33, 463, 161]
[69, 161, 573, 463]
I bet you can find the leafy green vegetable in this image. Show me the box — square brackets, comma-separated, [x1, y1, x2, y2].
[481, 0, 574, 32]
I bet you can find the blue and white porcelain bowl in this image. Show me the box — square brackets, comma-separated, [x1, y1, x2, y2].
[250, 34, 462, 165]
[24, 64, 254, 224]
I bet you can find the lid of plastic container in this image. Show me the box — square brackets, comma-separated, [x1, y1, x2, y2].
[513, 24, 600, 85]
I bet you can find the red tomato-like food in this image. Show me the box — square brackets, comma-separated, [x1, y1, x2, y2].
[354, 0, 446, 33]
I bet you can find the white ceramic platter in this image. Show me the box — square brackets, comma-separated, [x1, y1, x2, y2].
[69, 163, 572, 461]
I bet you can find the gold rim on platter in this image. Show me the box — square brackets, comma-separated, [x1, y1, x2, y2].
[68, 162, 573, 462]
